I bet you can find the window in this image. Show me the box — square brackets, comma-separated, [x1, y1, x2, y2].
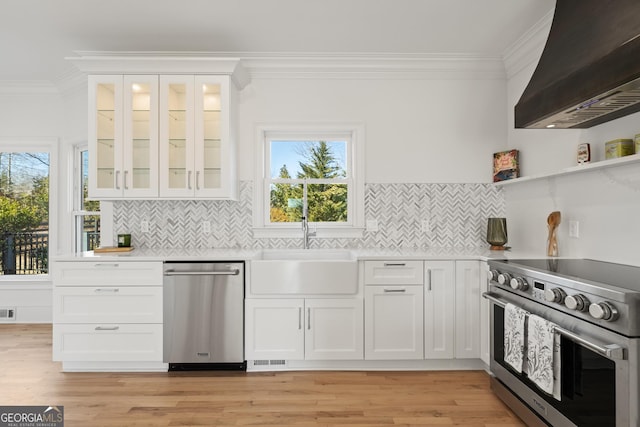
[73, 145, 100, 252]
[254, 124, 364, 238]
[0, 139, 56, 277]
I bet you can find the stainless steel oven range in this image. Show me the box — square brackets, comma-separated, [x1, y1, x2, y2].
[485, 258, 640, 427]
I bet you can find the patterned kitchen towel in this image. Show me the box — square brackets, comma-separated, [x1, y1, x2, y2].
[526, 314, 561, 400]
[504, 303, 528, 373]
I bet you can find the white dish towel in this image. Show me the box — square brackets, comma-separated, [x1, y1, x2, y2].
[527, 314, 562, 401]
[504, 303, 528, 373]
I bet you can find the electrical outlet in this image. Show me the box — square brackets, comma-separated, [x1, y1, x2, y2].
[141, 221, 149, 233]
[202, 221, 211, 233]
[366, 219, 378, 232]
[421, 219, 430, 233]
[569, 220, 579, 238]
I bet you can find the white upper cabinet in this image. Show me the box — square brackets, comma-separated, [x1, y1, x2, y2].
[80, 55, 248, 200]
[159, 75, 236, 199]
[89, 75, 159, 199]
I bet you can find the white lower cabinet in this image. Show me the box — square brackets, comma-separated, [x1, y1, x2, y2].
[245, 298, 363, 361]
[52, 261, 164, 367]
[424, 261, 455, 359]
[53, 324, 163, 362]
[455, 260, 481, 359]
[364, 285, 424, 359]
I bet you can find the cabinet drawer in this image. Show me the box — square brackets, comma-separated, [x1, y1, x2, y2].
[53, 286, 162, 323]
[53, 261, 163, 286]
[364, 261, 424, 285]
[53, 324, 163, 362]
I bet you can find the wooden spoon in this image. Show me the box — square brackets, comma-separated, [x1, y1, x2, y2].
[547, 211, 561, 256]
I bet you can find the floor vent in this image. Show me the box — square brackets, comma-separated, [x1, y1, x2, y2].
[253, 360, 286, 366]
[0, 308, 16, 321]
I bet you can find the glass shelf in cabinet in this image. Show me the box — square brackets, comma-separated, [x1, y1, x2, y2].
[97, 139, 114, 147]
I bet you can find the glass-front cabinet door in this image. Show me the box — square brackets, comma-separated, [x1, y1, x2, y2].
[194, 75, 233, 198]
[159, 75, 195, 198]
[122, 75, 158, 197]
[159, 75, 236, 199]
[89, 75, 159, 198]
[89, 75, 123, 198]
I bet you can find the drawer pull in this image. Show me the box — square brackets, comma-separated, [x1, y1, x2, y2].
[383, 288, 406, 293]
[94, 288, 120, 293]
[94, 263, 120, 268]
[95, 326, 120, 331]
[383, 262, 406, 267]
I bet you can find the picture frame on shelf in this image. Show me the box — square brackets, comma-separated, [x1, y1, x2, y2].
[493, 149, 519, 182]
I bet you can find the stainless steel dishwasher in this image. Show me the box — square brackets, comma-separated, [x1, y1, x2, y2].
[163, 261, 245, 370]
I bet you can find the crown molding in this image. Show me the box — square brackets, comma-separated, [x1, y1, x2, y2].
[67, 51, 250, 89]
[239, 52, 506, 80]
[502, 9, 554, 80]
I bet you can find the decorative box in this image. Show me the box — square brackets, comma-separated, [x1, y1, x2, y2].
[605, 138, 634, 159]
[577, 143, 591, 164]
[493, 149, 520, 182]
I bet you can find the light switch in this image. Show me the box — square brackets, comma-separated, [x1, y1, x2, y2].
[366, 219, 378, 232]
[569, 220, 579, 238]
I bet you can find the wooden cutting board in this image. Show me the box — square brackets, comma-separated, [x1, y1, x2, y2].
[93, 246, 134, 253]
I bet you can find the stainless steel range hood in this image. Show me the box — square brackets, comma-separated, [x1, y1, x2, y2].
[515, 0, 640, 129]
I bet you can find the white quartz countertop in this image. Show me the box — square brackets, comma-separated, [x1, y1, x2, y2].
[54, 247, 550, 262]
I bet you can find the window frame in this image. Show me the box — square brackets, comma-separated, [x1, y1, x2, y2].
[0, 137, 57, 282]
[72, 144, 101, 253]
[253, 123, 365, 238]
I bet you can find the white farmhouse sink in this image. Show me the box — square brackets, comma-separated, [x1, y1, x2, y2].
[251, 249, 358, 295]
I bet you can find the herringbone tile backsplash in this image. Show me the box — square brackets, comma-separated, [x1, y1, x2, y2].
[113, 181, 504, 250]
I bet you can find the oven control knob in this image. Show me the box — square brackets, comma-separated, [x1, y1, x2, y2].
[510, 277, 529, 291]
[487, 269, 499, 282]
[497, 272, 512, 286]
[544, 288, 567, 304]
[565, 294, 590, 312]
[589, 302, 619, 321]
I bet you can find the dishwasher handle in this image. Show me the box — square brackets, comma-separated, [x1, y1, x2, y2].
[164, 269, 240, 277]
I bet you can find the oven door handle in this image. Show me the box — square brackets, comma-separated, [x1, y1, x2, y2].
[483, 292, 626, 361]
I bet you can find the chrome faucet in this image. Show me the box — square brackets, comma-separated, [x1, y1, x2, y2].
[301, 215, 316, 249]
[301, 184, 316, 249]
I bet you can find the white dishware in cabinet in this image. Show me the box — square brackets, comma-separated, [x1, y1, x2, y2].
[244, 298, 363, 361]
[159, 75, 237, 199]
[88, 75, 159, 199]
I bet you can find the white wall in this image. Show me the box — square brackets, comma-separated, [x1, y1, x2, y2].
[0, 91, 66, 322]
[237, 77, 507, 184]
[505, 31, 640, 267]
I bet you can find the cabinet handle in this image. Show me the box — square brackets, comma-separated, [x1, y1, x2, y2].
[188, 171, 193, 190]
[196, 171, 200, 190]
[93, 263, 119, 268]
[427, 269, 432, 291]
[94, 288, 120, 293]
[307, 308, 311, 330]
[95, 326, 119, 331]
[383, 262, 406, 267]
[115, 170, 121, 190]
[383, 288, 406, 293]
[123, 170, 129, 190]
[298, 307, 302, 330]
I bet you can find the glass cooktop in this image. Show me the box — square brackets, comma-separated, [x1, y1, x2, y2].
[494, 259, 640, 293]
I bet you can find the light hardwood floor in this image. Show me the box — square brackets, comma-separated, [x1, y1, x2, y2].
[0, 324, 525, 427]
